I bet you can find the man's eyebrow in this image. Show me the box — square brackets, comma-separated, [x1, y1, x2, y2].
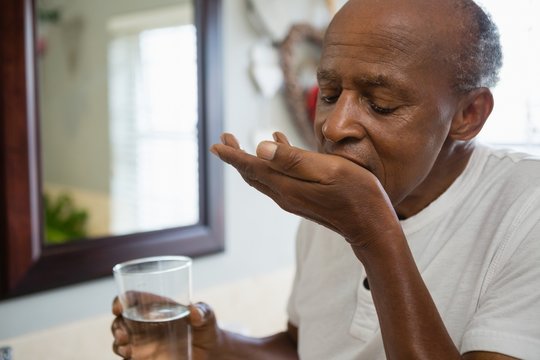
[317, 69, 340, 83]
[317, 69, 406, 93]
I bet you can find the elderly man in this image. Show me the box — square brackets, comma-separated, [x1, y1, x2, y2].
[112, 0, 540, 358]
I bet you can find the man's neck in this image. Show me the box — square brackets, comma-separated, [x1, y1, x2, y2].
[395, 140, 476, 220]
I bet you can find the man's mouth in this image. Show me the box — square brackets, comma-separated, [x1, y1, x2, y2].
[338, 152, 373, 172]
[323, 147, 374, 174]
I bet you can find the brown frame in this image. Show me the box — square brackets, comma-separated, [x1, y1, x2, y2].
[0, 0, 224, 299]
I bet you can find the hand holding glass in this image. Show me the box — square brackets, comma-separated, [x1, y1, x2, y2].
[113, 256, 192, 360]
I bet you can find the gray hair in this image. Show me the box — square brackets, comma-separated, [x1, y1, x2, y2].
[452, 0, 503, 92]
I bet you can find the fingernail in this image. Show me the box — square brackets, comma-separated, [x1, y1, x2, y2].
[197, 307, 205, 319]
[190, 306, 206, 326]
[209, 146, 218, 156]
[257, 141, 278, 160]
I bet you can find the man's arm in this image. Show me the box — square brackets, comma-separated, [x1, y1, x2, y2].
[210, 134, 519, 360]
[190, 302, 298, 359]
[215, 323, 298, 360]
[351, 231, 517, 360]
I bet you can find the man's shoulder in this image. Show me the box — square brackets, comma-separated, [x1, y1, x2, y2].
[482, 145, 540, 171]
[479, 144, 540, 186]
[474, 145, 540, 234]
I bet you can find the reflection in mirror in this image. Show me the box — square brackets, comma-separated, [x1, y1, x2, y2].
[37, 0, 199, 245]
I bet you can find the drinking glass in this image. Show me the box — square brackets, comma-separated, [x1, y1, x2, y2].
[113, 256, 192, 360]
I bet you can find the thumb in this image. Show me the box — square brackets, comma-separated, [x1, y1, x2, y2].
[256, 141, 333, 182]
[272, 131, 291, 145]
[189, 302, 216, 328]
[256, 141, 279, 161]
[189, 302, 223, 353]
[112, 296, 123, 316]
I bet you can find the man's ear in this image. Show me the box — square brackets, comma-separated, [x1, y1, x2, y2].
[449, 88, 494, 141]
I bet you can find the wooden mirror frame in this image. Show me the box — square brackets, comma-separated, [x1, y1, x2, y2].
[0, 0, 224, 299]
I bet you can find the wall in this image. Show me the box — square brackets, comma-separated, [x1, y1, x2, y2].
[0, 0, 319, 341]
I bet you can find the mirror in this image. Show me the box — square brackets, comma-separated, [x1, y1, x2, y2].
[0, 0, 223, 298]
[37, 0, 201, 244]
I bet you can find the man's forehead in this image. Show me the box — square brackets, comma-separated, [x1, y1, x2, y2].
[323, 29, 422, 62]
[319, 22, 455, 97]
[322, 0, 457, 78]
[341, 0, 453, 18]
[320, 25, 432, 81]
[329, 0, 456, 50]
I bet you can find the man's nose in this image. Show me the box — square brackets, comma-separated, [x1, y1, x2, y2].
[321, 91, 367, 143]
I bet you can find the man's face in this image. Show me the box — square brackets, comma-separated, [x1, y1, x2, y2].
[314, 0, 461, 206]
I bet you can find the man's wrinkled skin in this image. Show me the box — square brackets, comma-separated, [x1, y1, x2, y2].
[112, 0, 518, 358]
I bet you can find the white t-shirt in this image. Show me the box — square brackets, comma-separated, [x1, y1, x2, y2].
[287, 144, 540, 359]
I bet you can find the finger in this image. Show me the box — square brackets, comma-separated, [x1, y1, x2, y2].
[112, 296, 123, 316]
[247, 174, 341, 225]
[256, 141, 340, 183]
[111, 316, 120, 334]
[212, 140, 319, 198]
[211, 143, 294, 196]
[189, 304, 204, 327]
[272, 131, 291, 145]
[189, 302, 216, 328]
[241, 173, 280, 200]
[113, 327, 130, 346]
[113, 343, 132, 359]
[111, 317, 130, 345]
[220, 132, 242, 150]
[112, 318, 132, 358]
[210, 143, 265, 179]
[212, 139, 333, 209]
